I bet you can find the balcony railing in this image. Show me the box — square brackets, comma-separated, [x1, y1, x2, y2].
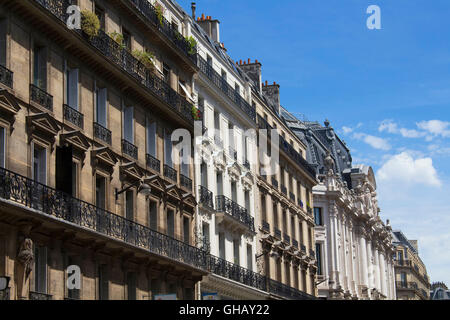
[197, 55, 256, 122]
[279, 136, 316, 180]
[146, 154, 160, 173]
[31, 0, 200, 125]
[164, 164, 177, 182]
[63, 104, 84, 129]
[93, 122, 112, 145]
[268, 279, 315, 300]
[0, 167, 208, 271]
[216, 195, 255, 232]
[128, 0, 197, 64]
[262, 220, 270, 233]
[29, 291, 53, 300]
[30, 84, 53, 111]
[180, 174, 192, 191]
[0, 64, 13, 88]
[280, 185, 287, 196]
[271, 177, 279, 189]
[274, 228, 282, 240]
[122, 139, 138, 160]
[199, 186, 214, 210]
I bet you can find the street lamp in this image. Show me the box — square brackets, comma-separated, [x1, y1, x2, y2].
[0, 276, 10, 291]
[115, 180, 152, 200]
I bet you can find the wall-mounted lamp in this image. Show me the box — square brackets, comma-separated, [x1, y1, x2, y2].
[115, 180, 152, 201]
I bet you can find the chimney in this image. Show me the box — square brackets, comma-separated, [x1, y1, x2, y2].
[262, 81, 281, 114]
[238, 58, 262, 92]
[191, 2, 196, 20]
[197, 14, 220, 43]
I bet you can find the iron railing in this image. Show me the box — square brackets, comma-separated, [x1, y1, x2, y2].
[122, 139, 138, 160]
[0, 64, 13, 88]
[164, 164, 177, 182]
[216, 195, 255, 232]
[0, 167, 208, 271]
[197, 55, 256, 122]
[198, 186, 214, 210]
[262, 220, 270, 233]
[180, 174, 192, 191]
[29, 291, 53, 300]
[268, 279, 315, 300]
[31, 0, 200, 125]
[30, 84, 53, 111]
[146, 154, 160, 173]
[279, 136, 316, 179]
[128, 0, 197, 64]
[93, 122, 112, 145]
[63, 104, 84, 129]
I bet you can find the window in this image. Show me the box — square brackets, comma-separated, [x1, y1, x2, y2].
[66, 64, 79, 109]
[233, 239, 240, 265]
[123, 106, 134, 143]
[247, 244, 253, 271]
[180, 147, 189, 177]
[0, 18, 6, 67]
[291, 216, 296, 240]
[98, 264, 109, 300]
[400, 272, 407, 286]
[0, 127, 5, 168]
[127, 272, 136, 300]
[150, 279, 161, 297]
[149, 201, 157, 230]
[96, 176, 106, 209]
[261, 195, 266, 221]
[95, 4, 105, 30]
[163, 63, 170, 84]
[122, 28, 131, 51]
[33, 44, 47, 89]
[167, 209, 174, 237]
[95, 87, 107, 127]
[216, 172, 223, 196]
[283, 210, 288, 234]
[314, 207, 323, 226]
[231, 181, 237, 202]
[146, 119, 156, 157]
[273, 203, 278, 229]
[219, 232, 225, 259]
[301, 270, 307, 292]
[299, 221, 303, 244]
[202, 223, 210, 247]
[183, 217, 190, 244]
[200, 161, 207, 188]
[34, 245, 47, 294]
[214, 111, 220, 132]
[171, 21, 179, 32]
[33, 144, 46, 184]
[244, 191, 250, 213]
[228, 123, 234, 149]
[72, 162, 78, 197]
[316, 243, 323, 275]
[164, 129, 173, 166]
[125, 190, 134, 221]
[206, 55, 212, 67]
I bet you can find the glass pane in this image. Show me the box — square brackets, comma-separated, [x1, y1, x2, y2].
[123, 106, 133, 143]
[67, 68, 79, 109]
[146, 120, 156, 157]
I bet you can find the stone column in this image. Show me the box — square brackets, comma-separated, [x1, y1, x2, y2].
[341, 217, 349, 292]
[373, 245, 381, 293]
[366, 238, 373, 290]
[328, 203, 340, 288]
[348, 222, 357, 296]
[358, 230, 369, 288]
[379, 251, 386, 297]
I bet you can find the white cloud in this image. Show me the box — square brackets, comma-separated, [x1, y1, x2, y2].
[379, 119, 398, 134]
[379, 119, 426, 138]
[342, 126, 353, 134]
[353, 132, 391, 150]
[376, 152, 441, 187]
[417, 120, 450, 138]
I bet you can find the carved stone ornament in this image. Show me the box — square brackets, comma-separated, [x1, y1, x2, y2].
[17, 238, 34, 278]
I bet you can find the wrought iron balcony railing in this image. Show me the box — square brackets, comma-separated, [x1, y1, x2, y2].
[31, 0, 200, 125]
[128, 0, 197, 64]
[262, 220, 270, 233]
[164, 164, 177, 182]
[30, 84, 53, 111]
[180, 174, 192, 191]
[207, 255, 267, 292]
[93, 122, 112, 145]
[29, 291, 53, 300]
[63, 104, 84, 129]
[280, 185, 287, 196]
[122, 139, 138, 160]
[271, 177, 279, 189]
[146, 154, 161, 173]
[199, 186, 214, 210]
[0, 64, 13, 88]
[216, 195, 255, 232]
[197, 55, 256, 122]
[279, 136, 316, 180]
[0, 167, 208, 271]
[274, 228, 282, 240]
[268, 279, 315, 300]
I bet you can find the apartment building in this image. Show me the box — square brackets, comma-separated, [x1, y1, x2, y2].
[0, 0, 205, 300]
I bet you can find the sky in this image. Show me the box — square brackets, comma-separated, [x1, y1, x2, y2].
[179, 0, 450, 285]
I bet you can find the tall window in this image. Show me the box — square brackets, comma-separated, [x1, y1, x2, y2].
[127, 272, 136, 300]
[247, 244, 253, 271]
[0, 18, 6, 67]
[214, 111, 220, 134]
[33, 144, 46, 184]
[400, 272, 407, 286]
[180, 147, 189, 177]
[231, 181, 237, 202]
[0, 127, 5, 168]
[164, 129, 173, 166]
[95, 87, 107, 127]
[95, 176, 106, 209]
[299, 221, 303, 244]
[244, 191, 250, 213]
[183, 217, 190, 244]
[316, 243, 323, 275]
[200, 161, 207, 187]
[122, 28, 131, 51]
[291, 216, 296, 240]
[123, 106, 134, 143]
[94, 4, 105, 30]
[219, 232, 225, 259]
[34, 245, 47, 294]
[202, 223, 210, 247]
[228, 123, 234, 150]
[273, 203, 278, 229]
[33, 44, 47, 89]
[72, 162, 78, 197]
[66, 255, 80, 300]
[98, 264, 109, 300]
[149, 201, 157, 230]
[166, 209, 174, 237]
[261, 195, 266, 221]
[146, 119, 156, 157]
[163, 63, 170, 84]
[216, 172, 223, 196]
[233, 239, 240, 265]
[314, 207, 323, 226]
[66, 64, 79, 109]
[125, 190, 134, 221]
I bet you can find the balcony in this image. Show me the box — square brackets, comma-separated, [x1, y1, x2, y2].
[30, 0, 200, 125]
[283, 233, 291, 244]
[289, 192, 296, 203]
[93, 122, 112, 145]
[279, 136, 316, 180]
[271, 177, 279, 189]
[198, 186, 214, 210]
[30, 84, 53, 111]
[29, 291, 52, 300]
[0, 167, 209, 272]
[300, 244, 307, 252]
[197, 55, 256, 122]
[0, 64, 13, 88]
[262, 220, 270, 233]
[146, 154, 160, 173]
[128, 0, 197, 64]
[268, 279, 315, 300]
[164, 164, 177, 182]
[180, 174, 192, 191]
[274, 228, 282, 240]
[63, 104, 84, 129]
[280, 185, 287, 196]
[215, 195, 255, 232]
[122, 139, 138, 160]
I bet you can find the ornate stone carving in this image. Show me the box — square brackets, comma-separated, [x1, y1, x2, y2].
[17, 238, 34, 278]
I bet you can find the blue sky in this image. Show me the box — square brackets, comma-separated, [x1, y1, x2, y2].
[180, 0, 450, 285]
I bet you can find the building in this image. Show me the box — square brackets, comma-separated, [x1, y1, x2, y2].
[280, 115, 396, 300]
[392, 231, 430, 300]
[430, 282, 450, 300]
[0, 0, 205, 300]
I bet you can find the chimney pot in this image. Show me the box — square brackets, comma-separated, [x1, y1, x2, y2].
[240, 60, 242, 65]
[265, 80, 268, 86]
[191, 2, 196, 20]
[201, 13, 205, 20]
[255, 59, 258, 63]
[248, 58, 251, 64]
